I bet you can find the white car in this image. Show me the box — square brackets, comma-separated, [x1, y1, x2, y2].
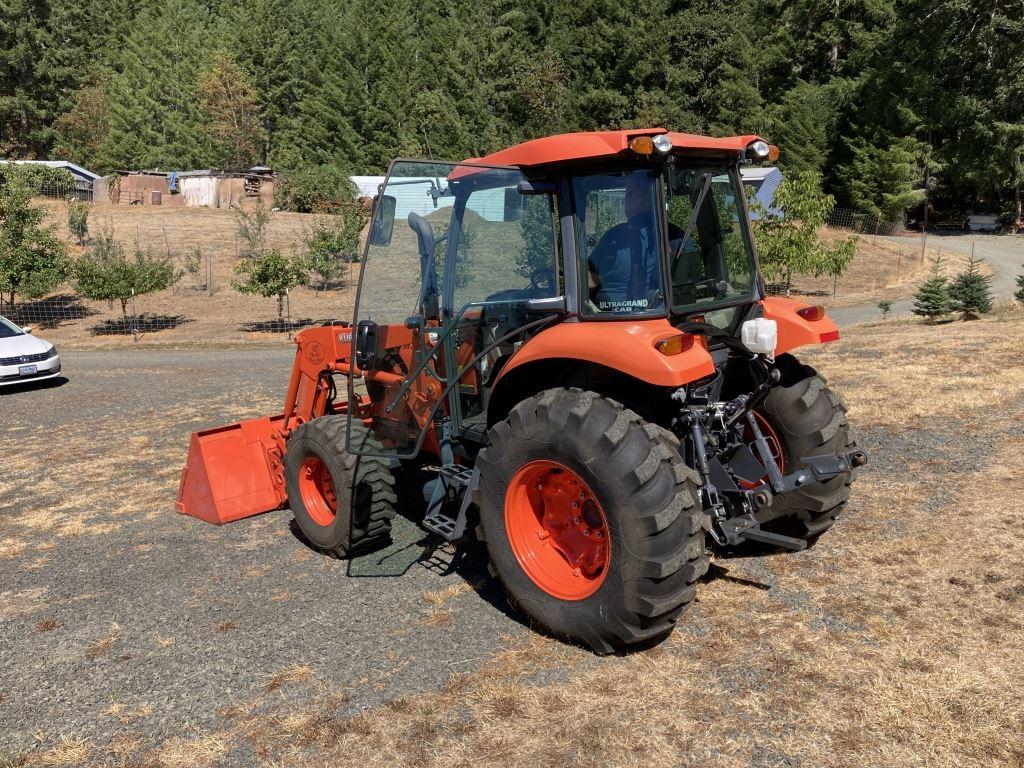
[0, 315, 62, 387]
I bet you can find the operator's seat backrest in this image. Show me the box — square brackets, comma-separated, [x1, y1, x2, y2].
[408, 211, 434, 261]
[408, 211, 439, 319]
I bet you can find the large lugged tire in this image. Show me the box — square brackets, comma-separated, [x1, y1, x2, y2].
[756, 355, 856, 543]
[476, 388, 709, 654]
[284, 417, 397, 557]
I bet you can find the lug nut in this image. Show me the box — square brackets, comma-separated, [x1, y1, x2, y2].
[583, 528, 590, 536]
[573, 516, 580, 524]
[572, 568, 581, 577]
[571, 501, 579, 509]
[538, 530, 548, 540]
[579, 491, 585, 499]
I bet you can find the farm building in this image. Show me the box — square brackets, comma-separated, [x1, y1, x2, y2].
[0, 159, 100, 200]
[94, 167, 274, 207]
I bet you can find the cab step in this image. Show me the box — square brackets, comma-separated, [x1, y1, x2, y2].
[422, 464, 478, 542]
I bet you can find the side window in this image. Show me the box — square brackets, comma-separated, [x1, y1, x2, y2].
[574, 170, 665, 315]
[447, 185, 558, 312]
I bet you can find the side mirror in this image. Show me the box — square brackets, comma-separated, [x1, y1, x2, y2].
[368, 195, 397, 247]
[22, 326, 32, 334]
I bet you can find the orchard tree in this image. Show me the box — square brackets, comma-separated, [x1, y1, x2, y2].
[0, 167, 69, 311]
[751, 171, 858, 292]
[232, 202, 308, 318]
[233, 248, 308, 319]
[73, 229, 180, 319]
[67, 198, 89, 245]
[302, 207, 366, 291]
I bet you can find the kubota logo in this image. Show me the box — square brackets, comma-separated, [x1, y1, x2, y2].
[305, 341, 325, 364]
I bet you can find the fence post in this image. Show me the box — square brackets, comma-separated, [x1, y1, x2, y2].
[206, 252, 213, 297]
[872, 213, 881, 244]
[896, 247, 902, 280]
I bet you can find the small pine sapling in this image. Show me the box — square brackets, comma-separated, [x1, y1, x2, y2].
[949, 254, 993, 319]
[877, 299, 892, 321]
[912, 256, 952, 322]
[1015, 271, 1024, 303]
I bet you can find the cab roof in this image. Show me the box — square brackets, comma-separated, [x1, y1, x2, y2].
[462, 128, 764, 168]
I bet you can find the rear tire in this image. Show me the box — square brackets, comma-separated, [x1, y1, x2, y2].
[285, 417, 397, 557]
[756, 356, 857, 544]
[476, 388, 708, 654]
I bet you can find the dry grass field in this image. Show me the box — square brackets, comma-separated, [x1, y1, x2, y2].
[4, 309, 1022, 768]
[14, 202, 944, 349]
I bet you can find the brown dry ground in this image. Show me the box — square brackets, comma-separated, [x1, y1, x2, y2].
[9, 309, 1024, 768]
[785, 228, 987, 309]
[20, 203, 943, 349]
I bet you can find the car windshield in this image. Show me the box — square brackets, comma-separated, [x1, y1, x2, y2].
[0, 316, 24, 338]
[665, 165, 756, 313]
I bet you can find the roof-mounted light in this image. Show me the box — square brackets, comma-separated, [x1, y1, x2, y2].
[652, 134, 673, 153]
[747, 140, 780, 164]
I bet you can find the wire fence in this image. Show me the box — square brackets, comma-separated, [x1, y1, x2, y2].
[827, 207, 911, 238]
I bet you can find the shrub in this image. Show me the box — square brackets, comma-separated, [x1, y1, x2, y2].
[1014, 271, 1024, 303]
[877, 299, 893, 321]
[276, 165, 361, 214]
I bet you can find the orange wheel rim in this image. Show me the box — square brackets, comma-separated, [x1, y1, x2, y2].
[298, 456, 338, 526]
[504, 460, 610, 600]
[740, 411, 785, 489]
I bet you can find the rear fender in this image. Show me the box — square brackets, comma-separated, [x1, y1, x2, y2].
[487, 319, 714, 425]
[760, 297, 840, 355]
[493, 319, 715, 390]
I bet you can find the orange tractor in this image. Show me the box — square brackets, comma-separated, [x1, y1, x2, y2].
[178, 129, 866, 653]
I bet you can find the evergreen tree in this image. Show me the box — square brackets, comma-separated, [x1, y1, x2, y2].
[949, 255, 993, 319]
[99, 0, 215, 170]
[1015, 272, 1024, 304]
[197, 52, 266, 169]
[0, 0, 51, 155]
[912, 257, 952, 322]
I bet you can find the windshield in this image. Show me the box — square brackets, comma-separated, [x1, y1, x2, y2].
[0, 316, 24, 338]
[574, 164, 756, 317]
[665, 165, 756, 313]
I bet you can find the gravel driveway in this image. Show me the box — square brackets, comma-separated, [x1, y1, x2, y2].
[830, 232, 1024, 326]
[0, 349, 540, 761]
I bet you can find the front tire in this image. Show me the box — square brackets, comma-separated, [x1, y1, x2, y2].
[476, 389, 708, 654]
[284, 417, 397, 557]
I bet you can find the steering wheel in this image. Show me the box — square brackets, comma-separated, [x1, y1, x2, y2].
[530, 267, 556, 291]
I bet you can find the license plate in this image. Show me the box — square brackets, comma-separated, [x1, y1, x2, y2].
[18, 364, 37, 375]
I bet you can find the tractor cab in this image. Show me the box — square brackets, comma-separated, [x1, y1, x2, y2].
[350, 130, 776, 459]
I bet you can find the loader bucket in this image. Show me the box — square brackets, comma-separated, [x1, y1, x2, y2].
[176, 415, 288, 525]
